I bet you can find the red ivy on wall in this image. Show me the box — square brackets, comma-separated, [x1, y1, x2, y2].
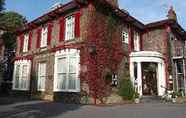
[80, 3, 124, 104]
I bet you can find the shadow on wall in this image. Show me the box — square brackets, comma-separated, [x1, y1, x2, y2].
[0, 102, 82, 118]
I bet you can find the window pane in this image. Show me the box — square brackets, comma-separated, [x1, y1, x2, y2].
[23, 34, 29, 52]
[65, 16, 75, 40]
[56, 74, 67, 90]
[69, 57, 77, 73]
[41, 27, 48, 47]
[122, 30, 129, 44]
[68, 74, 76, 90]
[22, 65, 28, 77]
[58, 57, 67, 73]
[15, 65, 20, 88]
[38, 63, 46, 90]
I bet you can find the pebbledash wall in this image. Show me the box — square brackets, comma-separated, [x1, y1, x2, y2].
[12, 0, 186, 103]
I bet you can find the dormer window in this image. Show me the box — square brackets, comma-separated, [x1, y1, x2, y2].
[41, 26, 48, 48]
[23, 34, 29, 52]
[65, 16, 75, 41]
[122, 30, 129, 44]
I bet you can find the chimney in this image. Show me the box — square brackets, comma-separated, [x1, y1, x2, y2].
[106, 0, 119, 7]
[167, 6, 177, 22]
[50, 2, 63, 11]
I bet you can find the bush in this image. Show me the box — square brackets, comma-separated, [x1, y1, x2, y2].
[118, 78, 135, 100]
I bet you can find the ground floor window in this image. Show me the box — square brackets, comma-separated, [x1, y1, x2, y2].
[37, 62, 46, 91]
[54, 49, 80, 92]
[13, 60, 31, 90]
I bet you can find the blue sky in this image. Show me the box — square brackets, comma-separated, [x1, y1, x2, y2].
[5, 0, 186, 29]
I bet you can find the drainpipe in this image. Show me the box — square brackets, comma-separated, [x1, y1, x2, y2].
[183, 46, 186, 95]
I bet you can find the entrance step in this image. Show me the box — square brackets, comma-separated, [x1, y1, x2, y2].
[140, 96, 163, 103]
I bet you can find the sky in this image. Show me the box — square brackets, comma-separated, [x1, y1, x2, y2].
[4, 0, 186, 29]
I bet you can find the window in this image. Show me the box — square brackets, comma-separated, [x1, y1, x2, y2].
[14, 65, 20, 89]
[41, 26, 48, 48]
[38, 63, 46, 91]
[134, 31, 140, 51]
[122, 30, 129, 44]
[65, 16, 75, 41]
[54, 49, 80, 92]
[176, 60, 183, 74]
[23, 34, 29, 52]
[13, 61, 30, 90]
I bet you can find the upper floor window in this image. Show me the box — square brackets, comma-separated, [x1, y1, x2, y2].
[41, 26, 48, 48]
[134, 31, 140, 51]
[122, 30, 129, 44]
[184, 41, 186, 48]
[65, 16, 75, 41]
[23, 34, 29, 52]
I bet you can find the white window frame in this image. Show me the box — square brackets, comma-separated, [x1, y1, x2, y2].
[54, 49, 80, 92]
[12, 60, 31, 91]
[40, 26, 48, 48]
[37, 62, 46, 91]
[23, 34, 29, 52]
[65, 16, 75, 41]
[134, 31, 140, 51]
[122, 29, 129, 44]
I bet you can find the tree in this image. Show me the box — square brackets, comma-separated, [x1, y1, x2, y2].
[0, 0, 5, 12]
[0, 11, 27, 32]
[0, 11, 26, 93]
[0, 11, 27, 49]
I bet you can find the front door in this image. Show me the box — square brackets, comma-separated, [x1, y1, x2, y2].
[142, 63, 158, 96]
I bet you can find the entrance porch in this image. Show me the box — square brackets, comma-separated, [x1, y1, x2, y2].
[130, 51, 166, 96]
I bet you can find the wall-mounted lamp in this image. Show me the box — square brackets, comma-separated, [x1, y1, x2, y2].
[88, 45, 97, 56]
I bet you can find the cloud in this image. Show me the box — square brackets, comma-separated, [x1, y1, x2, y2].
[119, 0, 186, 29]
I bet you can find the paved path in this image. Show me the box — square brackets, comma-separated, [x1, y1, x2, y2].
[0, 100, 186, 118]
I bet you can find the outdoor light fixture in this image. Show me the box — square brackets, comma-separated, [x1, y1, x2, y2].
[88, 45, 97, 56]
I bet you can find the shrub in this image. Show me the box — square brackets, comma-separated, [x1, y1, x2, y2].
[118, 78, 135, 100]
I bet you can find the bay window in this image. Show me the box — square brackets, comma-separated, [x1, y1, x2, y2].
[13, 60, 31, 90]
[54, 49, 80, 92]
[65, 16, 75, 41]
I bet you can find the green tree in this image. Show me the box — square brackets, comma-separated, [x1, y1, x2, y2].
[0, 11, 27, 49]
[0, 0, 5, 12]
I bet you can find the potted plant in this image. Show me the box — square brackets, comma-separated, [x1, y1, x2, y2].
[134, 92, 140, 104]
[171, 92, 177, 103]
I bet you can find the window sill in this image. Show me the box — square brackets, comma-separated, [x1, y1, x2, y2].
[122, 42, 129, 45]
[64, 39, 76, 42]
[37, 89, 45, 92]
[53, 89, 80, 93]
[12, 88, 29, 91]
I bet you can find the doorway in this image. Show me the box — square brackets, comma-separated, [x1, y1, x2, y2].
[142, 62, 158, 96]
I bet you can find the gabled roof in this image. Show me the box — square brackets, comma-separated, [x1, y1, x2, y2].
[145, 19, 186, 38]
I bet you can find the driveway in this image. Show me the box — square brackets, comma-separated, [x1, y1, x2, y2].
[0, 98, 186, 118]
